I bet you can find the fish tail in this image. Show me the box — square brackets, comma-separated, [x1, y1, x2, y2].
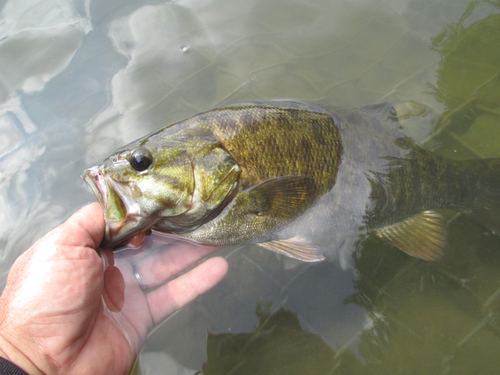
[470, 158, 500, 233]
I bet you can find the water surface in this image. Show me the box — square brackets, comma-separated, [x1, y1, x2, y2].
[1, 0, 500, 373]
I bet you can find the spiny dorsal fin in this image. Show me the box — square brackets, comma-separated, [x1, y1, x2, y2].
[246, 176, 317, 219]
[374, 210, 447, 261]
[257, 236, 325, 262]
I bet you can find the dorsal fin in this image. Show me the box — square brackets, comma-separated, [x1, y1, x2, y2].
[374, 210, 447, 261]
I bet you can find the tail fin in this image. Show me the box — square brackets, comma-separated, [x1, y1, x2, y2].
[470, 159, 500, 234]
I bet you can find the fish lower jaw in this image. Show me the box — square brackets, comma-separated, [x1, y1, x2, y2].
[82, 168, 105, 209]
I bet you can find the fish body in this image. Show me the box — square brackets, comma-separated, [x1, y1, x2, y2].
[83, 101, 500, 261]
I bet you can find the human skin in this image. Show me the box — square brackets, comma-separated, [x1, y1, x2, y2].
[0, 203, 228, 374]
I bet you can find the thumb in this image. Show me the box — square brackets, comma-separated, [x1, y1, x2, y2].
[56, 203, 105, 250]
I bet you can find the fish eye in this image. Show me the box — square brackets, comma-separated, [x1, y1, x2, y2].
[130, 148, 153, 171]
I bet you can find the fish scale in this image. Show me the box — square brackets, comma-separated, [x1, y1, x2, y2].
[210, 105, 342, 192]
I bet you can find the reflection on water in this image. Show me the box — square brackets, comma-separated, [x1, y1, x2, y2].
[1, 0, 500, 374]
[428, 5, 500, 158]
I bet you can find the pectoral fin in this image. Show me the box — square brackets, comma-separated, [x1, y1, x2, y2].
[374, 210, 447, 261]
[246, 176, 317, 219]
[258, 236, 325, 262]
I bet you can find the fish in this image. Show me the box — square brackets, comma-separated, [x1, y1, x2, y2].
[82, 101, 500, 262]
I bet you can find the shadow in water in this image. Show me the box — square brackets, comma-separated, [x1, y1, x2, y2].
[198, 305, 362, 375]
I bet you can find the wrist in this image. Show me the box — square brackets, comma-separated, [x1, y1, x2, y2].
[0, 335, 44, 375]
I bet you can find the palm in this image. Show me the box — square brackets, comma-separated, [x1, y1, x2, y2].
[0, 204, 227, 375]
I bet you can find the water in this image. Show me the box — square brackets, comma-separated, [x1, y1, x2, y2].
[1, 0, 500, 373]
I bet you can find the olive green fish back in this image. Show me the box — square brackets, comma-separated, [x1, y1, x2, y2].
[197, 103, 343, 194]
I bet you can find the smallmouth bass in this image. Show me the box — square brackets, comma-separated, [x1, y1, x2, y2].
[83, 101, 500, 262]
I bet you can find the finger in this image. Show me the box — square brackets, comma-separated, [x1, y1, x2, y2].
[104, 252, 154, 340]
[147, 257, 228, 325]
[125, 232, 147, 248]
[58, 202, 105, 250]
[134, 241, 221, 289]
[21, 203, 104, 275]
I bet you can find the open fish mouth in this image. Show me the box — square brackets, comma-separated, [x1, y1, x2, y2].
[82, 166, 159, 248]
[82, 166, 127, 222]
[82, 166, 132, 247]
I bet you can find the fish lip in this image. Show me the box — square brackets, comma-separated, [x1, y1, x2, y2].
[82, 166, 106, 211]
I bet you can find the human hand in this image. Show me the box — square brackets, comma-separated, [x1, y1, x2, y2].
[0, 203, 228, 375]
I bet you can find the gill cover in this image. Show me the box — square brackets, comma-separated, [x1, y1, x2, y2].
[153, 145, 241, 232]
[193, 146, 241, 210]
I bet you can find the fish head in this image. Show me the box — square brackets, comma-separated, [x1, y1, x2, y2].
[83, 139, 197, 247]
[83, 136, 241, 248]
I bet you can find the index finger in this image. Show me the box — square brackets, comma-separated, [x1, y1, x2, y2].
[133, 240, 222, 289]
[147, 256, 228, 325]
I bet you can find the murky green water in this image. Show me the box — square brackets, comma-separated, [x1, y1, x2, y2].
[1, 0, 500, 373]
